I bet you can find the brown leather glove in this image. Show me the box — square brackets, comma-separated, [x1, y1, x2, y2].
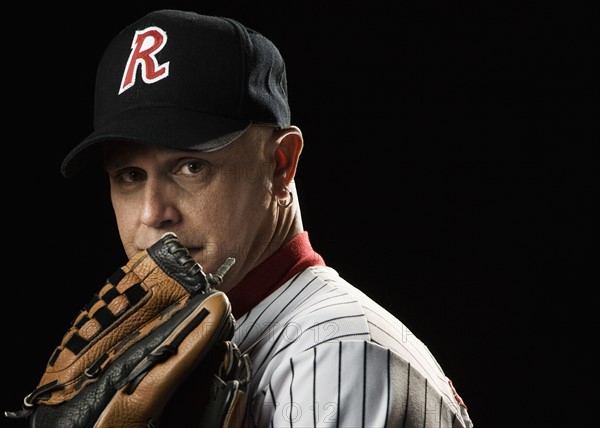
[5, 232, 250, 428]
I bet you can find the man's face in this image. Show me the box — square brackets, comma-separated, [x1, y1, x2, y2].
[102, 128, 279, 292]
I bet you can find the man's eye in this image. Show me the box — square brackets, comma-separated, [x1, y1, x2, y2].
[118, 169, 145, 183]
[180, 160, 206, 175]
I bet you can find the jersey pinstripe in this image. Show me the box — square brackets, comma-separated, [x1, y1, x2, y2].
[232, 266, 474, 427]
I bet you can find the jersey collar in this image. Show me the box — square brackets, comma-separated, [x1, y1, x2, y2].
[226, 231, 325, 318]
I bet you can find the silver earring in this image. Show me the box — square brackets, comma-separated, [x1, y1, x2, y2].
[277, 187, 293, 208]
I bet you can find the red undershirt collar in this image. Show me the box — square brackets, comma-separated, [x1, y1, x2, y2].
[226, 231, 325, 319]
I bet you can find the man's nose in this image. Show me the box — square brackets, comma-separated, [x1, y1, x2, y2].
[139, 180, 180, 228]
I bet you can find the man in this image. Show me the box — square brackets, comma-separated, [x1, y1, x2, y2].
[60, 9, 474, 427]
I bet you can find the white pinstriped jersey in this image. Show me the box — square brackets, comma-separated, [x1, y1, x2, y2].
[232, 265, 474, 427]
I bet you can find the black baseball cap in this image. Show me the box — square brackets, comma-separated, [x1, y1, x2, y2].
[61, 9, 290, 178]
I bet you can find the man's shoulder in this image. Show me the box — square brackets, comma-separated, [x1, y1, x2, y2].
[299, 266, 450, 380]
[238, 266, 474, 428]
[301, 266, 405, 332]
[289, 267, 419, 350]
[238, 265, 435, 368]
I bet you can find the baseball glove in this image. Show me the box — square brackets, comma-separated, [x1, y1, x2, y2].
[5, 232, 251, 428]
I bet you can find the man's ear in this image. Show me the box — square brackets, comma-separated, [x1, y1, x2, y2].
[273, 126, 303, 188]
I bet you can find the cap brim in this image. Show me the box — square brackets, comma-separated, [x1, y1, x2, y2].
[61, 107, 251, 178]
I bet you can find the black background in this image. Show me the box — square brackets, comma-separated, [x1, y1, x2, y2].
[2, 1, 594, 427]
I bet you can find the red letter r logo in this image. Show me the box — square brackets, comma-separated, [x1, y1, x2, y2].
[119, 26, 170, 94]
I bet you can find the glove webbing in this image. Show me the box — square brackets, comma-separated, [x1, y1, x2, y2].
[50, 270, 146, 364]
